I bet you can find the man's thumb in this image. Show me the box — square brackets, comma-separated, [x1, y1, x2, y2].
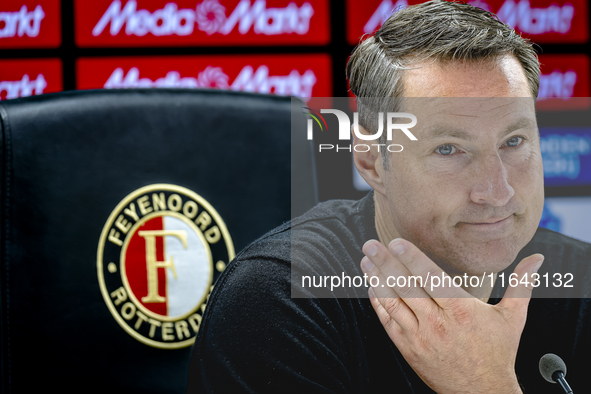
[498, 254, 545, 317]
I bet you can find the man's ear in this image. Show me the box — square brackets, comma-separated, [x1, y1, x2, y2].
[352, 124, 387, 196]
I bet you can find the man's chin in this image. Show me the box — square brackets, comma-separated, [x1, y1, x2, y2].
[435, 238, 522, 277]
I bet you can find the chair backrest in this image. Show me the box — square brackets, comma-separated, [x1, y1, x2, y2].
[0, 89, 317, 393]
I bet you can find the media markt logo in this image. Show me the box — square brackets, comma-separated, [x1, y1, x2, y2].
[103, 65, 317, 97]
[364, 0, 576, 37]
[92, 0, 315, 37]
[0, 74, 47, 100]
[97, 184, 234, 349]
[0, 5, 46, 38]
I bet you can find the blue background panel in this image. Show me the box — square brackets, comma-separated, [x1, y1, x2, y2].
[540, 128, 591, 187]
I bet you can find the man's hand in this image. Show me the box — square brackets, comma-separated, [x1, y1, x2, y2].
[360, 238, 544, 394]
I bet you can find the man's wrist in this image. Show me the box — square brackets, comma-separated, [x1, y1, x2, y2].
[505, 375, 523, 394]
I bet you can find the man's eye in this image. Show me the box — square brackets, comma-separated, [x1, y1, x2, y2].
[504, 136, 523, 148]
[436, 144, 456, 155]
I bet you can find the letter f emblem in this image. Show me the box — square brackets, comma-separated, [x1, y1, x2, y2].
[138, 230, 187, 303]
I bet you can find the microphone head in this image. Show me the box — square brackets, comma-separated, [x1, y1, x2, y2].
[539, 353, 567, 383]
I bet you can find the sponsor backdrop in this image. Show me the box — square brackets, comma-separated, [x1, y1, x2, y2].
[0, 0, 590, 240]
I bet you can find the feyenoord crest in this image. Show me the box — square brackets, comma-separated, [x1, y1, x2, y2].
[97, 184, 234, 349]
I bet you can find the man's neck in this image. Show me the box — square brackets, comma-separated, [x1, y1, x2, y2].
[373, 192, 495, 302]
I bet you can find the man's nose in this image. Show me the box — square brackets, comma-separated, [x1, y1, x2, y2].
[469, 153, 515, 206]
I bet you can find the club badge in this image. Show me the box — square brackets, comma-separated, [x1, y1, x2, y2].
[97, 184, 234, 349]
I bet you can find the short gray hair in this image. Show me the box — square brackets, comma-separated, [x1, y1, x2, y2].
[346, 0, 540, 166]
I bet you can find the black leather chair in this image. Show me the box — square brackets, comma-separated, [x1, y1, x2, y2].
[0, 89, 317, 393]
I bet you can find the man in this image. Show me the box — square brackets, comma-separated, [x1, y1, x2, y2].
[188, 1, 591, 392]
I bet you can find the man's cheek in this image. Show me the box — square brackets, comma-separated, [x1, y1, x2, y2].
[398, 214, 441, 248]
[508, 148, 543, 178]
[511, 156, 544, 206]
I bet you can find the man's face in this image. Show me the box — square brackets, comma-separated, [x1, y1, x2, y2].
[377, 56, 544, 276]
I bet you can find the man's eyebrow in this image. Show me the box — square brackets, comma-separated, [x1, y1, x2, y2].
[500, 117, 537, 137]
[421, 117, 536, 141]
[422, 127, 473, 140]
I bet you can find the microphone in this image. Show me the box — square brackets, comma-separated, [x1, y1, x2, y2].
[539, 353, 573, 393]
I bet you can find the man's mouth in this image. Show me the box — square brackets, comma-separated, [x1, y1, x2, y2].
[455, 214, 517, 241]
[464, 215, 514, 225]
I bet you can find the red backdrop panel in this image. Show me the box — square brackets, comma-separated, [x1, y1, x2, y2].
[539, 54, 590, 98]
[538, 54, 590, 110]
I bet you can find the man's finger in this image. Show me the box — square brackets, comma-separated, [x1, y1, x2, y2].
[363, 240, 430, 298]
[363, 240, 438, 324]
[497, 254, 544, 326]
[361, 255, 423, 331]
[388, 238, 469, 303]
[367, 287, 415, 335]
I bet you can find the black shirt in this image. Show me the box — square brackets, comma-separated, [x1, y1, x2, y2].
[188, 192, 591, 393]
